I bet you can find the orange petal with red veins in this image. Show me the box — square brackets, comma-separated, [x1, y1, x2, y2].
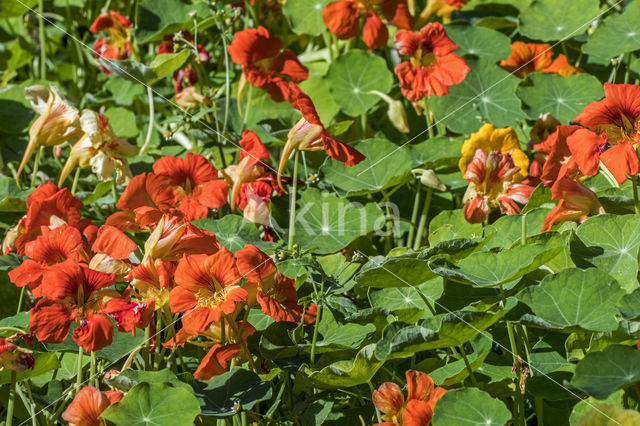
[322, 1, 361, 40]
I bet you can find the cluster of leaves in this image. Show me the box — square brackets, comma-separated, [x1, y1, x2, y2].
[2, 0, 640, 425]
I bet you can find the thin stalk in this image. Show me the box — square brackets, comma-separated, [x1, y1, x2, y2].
[535, 397, 544, 426]
[608, 55, 622, 83]
[521, 212, 527, 245]
[144, 326, 151, 370]
[217, 21, 231, 138]
[23, 380, 38, 426]
[423, 97, 434, 139]
[71, 168, 81, 195]
[139, 86, 155, 155]
[459, 344, 478, 386]
[38, 0, 46, 79]
[625, 52, 633, 84]
[6, 371, 16, 426]
[111, 179, 117, 206]
[413, 187, 433, 250]
[361, 114, 367, 138]
[507, 322, 525, 425]
[76, 346, 83, 392]
[30, 146, 44, 188]
[16, 287, 26, 314]
[407, 184, 422, 248]
[309, 303, 322, 366]
[633, 174, 639, 214]
[90, 351, 97, 387]
[287, 150, 300, 250]
[223, 313, 258, 374]
[264, 374, 287, 419]
[241, 84, 253, 131]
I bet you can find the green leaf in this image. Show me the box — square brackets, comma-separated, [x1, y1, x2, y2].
[444, 24, 511, 61]
[320, 138, 412, 195]
[573, 214, 640, 292]
[0, 353, 59, 384]
[429, 58, 525, 134]
[104, 107, 139, 138]
[483, 208, 549, 249]
[282, 0, 332, 36]
[136, 0, 210, 43]
[326, 50, 393, 117]
[519, 0, 600, 41]
[409, 136, 464, 169]
[193, 368, 272, 417]
[375, 299, 516, 359]
[0, 82, 37, 134]
[618, 288, 640, 319]
[148, 50, 192, 83]
[518, 268, 624, 332]
[0, 0, 36, 17]
[572, 403, 640, 426]
[369, 278, 444, 313]
[516, 73, 604, 123]
[429, 210, 483, 245]
[571, 344, 640, 399]
[192, 215, 275, 253]
[355, 256, 436, 288]
[429, 244, 562, 288]
[98, 59, 157, 84]
[118, 369, 191, 391]
[298, 76, 340, 124]
[45, 328, 145, 363]
[0, 177, 30, 212]
[106, 77, 145, 106]
[82, 181, 114, 206]
[429, 334, 492, 386]
[432, 388, 512, 426]
[300, 344, 384, 389]
[102, 382, 200, 425]
[583, 1, 640, 58]
[286, 188, 384, 254]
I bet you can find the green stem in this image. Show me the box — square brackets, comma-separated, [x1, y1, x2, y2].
[423, 97, 434, 139]
[407, 183, 422, 249]
[535, 397, 544, 426]
[23, 380, 37, 426]
[506, 322, 525, 425]
[217, 21, 231, 139]
[361, 114, 367, 139]
[71, 168, 80, 195]
[413, 187, 433, 251]
[309, 302, 322, 367]
[521, 212, 527, 245]
[38, 0, 46, 80]
[459, 344, 478, 386]
[242, 84, 253, 131]
[139, 86, 155, 155]
[90, 351, 97, 387]
[76, 346, 83, 392]
[625, 52, 633, 84]
[16, 287, 26, 314]
[633, 174, 639, 214]
[6, 371, 16, 426]
[287, 150, 300, 251]
[30, 146, 44, 188]
[144, 326, 151, 370]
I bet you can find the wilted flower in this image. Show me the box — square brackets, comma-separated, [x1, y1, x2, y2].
[17, 85, 81, 184]
[59, 110, 137, 186]
[369, 90, 410, 133]
[499, 42, 580, 78]
[542, 178, 605, 231]
[175, 86, 211, 110]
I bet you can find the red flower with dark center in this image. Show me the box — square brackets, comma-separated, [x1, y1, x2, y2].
[153, 153, 229, 221]
[278, 83, 365, 191]
[323, 0, 413, 50]
[228, 26, 308, 102]
[499, 42, 580, 78]
[9, 224, 86, 298]
[394, 22, 469, 103]
[89, 11, 132, 75]
[169, 248, 246, 334]
[236, 244, 316, 324]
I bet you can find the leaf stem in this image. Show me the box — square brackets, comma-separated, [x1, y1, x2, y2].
[287, 150, 300, 250]
[223, 313, 259, 374]
[38, 0, 46, 80]
[423, 97, 434, 139]
[71, 168, 81, 195]
[309, 303, 322, 367]
[76, 345, 83, 392]
[413, 187, 433, 250]
[30, 146, 44, 188]
[632, 174, 639, 214]
[459, 344, 478, 386]
[6, 371, 16, 426]
[407, 183, 422, 249]
[139, 86, 155, 155]
[16, 287, 26, 314]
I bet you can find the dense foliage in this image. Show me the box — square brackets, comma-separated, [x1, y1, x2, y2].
[1, 0, 640, 425]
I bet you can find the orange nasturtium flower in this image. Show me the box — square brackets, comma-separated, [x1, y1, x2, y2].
[62, 386, 123, 426]
[322, 0, 413, 50]
[372, 370, 447, 426]
[17, 85, 81, 184]
[542, 177, 605, 231]
[278, 83, 365, 191]
[169, 248, 246, 335]
[419, 0, 467, 24]
[89, 11, 132, 74]
[228, 26, 308, 103]
[393, 23, 470, 103]
[499, 42, 580, 78]
[59, 110, 138, 186]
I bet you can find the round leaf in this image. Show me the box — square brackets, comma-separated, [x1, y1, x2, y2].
[571, 344, 640, 399]
[104, 107, 139, 138]
[583, 1, 640, 59]
[519, 0, 600, 41]
[516, 73, 604, 123]
[429, 58, 525, 134]
[433, 388, 512, 426]
[320, 138, 412, 195]
[445, 24, 511, 61]
[355, 256, 436, 288]
[101, 382, 201, 425]
[327, 50, 393, 117]
[192, 215, 275, 253]
[518, 268, 624, 332]
[282, 0, 332, 36]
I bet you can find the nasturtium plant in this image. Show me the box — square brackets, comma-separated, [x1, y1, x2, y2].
[4, 1, 640, 425]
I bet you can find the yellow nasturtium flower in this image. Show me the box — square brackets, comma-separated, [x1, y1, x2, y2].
[459, 123, 529, 183]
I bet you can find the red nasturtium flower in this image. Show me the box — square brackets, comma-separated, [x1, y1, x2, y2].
[499, 42, 580, 78]
[393, 23, 470, 103]
[153, 153, 229, 221]
[532, 125, 581, 187]
[62, 386, 123, 426]
[129, 257, 176, 309]
[372, 370, 446, 426]
[170, 248, 246, 334]
[29, 261, 118, 352]
[236, 244, 316, 323]
[541, 178, 605, 231]
[278, 83, 365, 191]
[322, 0, 413, 50]
[228, 26, 308, 102]
[89, 11, 132, 74]
[462, 149, 534, 224]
